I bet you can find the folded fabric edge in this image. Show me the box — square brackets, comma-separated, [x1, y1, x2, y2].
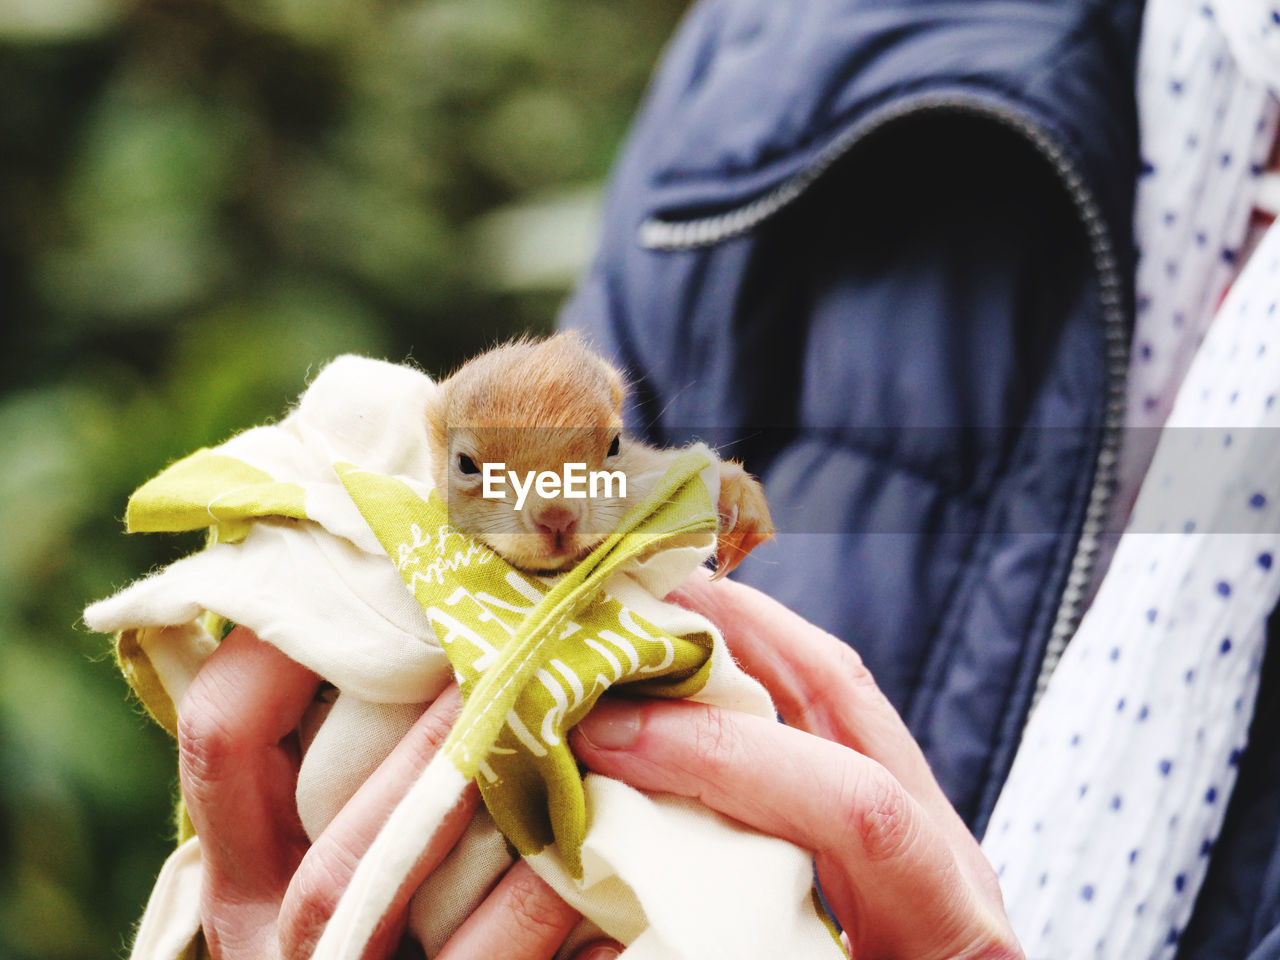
[310, 751, 471, 960]
[112, 621, 221, 737]
[115, 627, 179, 735]
[125, 835, 204, 960]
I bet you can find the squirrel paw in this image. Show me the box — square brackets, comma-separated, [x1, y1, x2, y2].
[712, 460, 774, 579]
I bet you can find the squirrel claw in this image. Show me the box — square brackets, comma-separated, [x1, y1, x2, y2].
[712, 460, 774, 578]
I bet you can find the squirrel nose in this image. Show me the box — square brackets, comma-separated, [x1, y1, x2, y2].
[533, 504, 578, 539]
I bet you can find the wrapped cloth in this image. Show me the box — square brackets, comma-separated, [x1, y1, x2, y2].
[84, 355, 846, 960]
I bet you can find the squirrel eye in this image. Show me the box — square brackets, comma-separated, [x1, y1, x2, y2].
[607, 434, 621, 458]
[457, 453, 480, 475]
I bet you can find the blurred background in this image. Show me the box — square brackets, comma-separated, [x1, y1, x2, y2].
[0, 0, 687, 955]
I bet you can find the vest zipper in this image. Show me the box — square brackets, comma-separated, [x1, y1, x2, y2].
[638, 94, 1129, 711]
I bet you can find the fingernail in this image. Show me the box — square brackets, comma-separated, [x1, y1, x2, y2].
[575, 942, 623, 960]
[577, 699, 642, 750]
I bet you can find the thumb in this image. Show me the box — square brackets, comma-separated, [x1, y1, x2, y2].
[574, 698, 1019, 960]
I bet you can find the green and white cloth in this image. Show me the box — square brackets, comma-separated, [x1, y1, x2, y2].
[85, 355, 846, 960]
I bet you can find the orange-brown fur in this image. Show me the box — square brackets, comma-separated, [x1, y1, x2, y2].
[424, 333, 773, 576]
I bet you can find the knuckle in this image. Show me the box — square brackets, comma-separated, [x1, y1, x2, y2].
[297, 839, 360, 910]
[801, 641, 881, 731]
[689, 703, 738, 765]
[400, 699, 457, 767]
[839, 761, 918, 864]
[278, 842, 360, 960]
[175, 689, 242, 792]
[831, 641, 877, 693]
[503, 866, 574, 941]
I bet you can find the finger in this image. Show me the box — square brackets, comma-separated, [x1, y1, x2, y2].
[177, 627, 321, 906]
[572, 699, 1016, 960]
[433, 860, 581, 960]
[280, 686, 481, 960]
[668, 571, 886, 741]
[669, 574, 1004, 907]
[667, 573, 962, 836]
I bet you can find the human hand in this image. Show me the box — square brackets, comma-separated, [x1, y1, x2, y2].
[570, 572, 1023, 960]
[177, 626, 620, 960]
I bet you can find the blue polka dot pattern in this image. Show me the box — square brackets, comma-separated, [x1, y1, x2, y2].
[1110, 0, 1279, 540]
[983, 24, 1280, 948]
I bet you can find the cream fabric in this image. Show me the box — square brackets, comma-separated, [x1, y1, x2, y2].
[85, 355, 846, 960]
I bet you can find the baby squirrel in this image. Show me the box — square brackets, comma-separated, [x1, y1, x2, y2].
[424, 332, 773, 577]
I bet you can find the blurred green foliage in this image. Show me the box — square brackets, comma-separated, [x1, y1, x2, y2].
[0, 0, 687, 955]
